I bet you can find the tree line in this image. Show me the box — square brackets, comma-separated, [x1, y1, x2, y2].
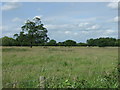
[0, 36, 120, 47]
[0, 16, 119, 47]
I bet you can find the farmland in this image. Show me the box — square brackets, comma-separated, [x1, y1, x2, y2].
[2, 46, 118, 88]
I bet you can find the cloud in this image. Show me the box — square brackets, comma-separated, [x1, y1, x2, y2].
[104, 29, 118, 35]
[12, 17, 22, 22]
[45, 24, 77, 31]
[78, 23, 101, 30]
[64, 31, 78, 36]
[78, 23, 89, 27]
[45, 24, 74, 30]
[48, 28, 118, 43]
[1, 24, 21, 38]
[107, 2, 119, 9]
[87, 24, 100, 30]
[109, 16, 120, 23]
[1, 2, 21, 11]
[98, 29, 118, 38]
[113, 16, 120, 22]
[64, 31, 71, 34]
[43, 16, 97, 24]
[0, 25, 8, 31]
[45, 23, 110, 42]
[45, 22, 101, 32]
[1, 23, 117, 43]
[0, 26, 2, 31]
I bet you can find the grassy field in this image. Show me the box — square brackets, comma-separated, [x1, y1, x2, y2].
[2, 46, 118, 88]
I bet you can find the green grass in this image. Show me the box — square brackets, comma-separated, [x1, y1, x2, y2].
[2, 46, 118, 88]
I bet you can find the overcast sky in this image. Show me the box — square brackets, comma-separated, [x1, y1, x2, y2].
[1, 2, 119, 42]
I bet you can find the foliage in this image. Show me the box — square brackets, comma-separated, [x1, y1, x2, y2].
[77, 42, 87, 46]
[1, 36, 16, 46]
[57, 42, 65, 46]
[14, 16, 49, 48]
[45, 68, 118, 88]
[1, 36, 120, 47]
[87, 37, 119, 47]
[63, 40, 77, 46]
[46, 39, 57, 46]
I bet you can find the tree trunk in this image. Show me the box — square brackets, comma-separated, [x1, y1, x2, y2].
[20, 42, 22, 47]
[30, 34, 33, 48]
[30, 42, 32, 48]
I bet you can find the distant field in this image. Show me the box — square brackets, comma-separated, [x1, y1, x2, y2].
[2, 46, 118, 88]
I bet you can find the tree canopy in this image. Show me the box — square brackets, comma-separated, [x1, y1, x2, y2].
[64, 40, 77, 46]
[1, 36, 120, 47]
[87, 37, 119, 47]
[14, 16, 49, 48]
[46, 39, 57, 46]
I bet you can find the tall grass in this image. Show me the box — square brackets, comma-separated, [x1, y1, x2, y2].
[2, 46, 118, 88]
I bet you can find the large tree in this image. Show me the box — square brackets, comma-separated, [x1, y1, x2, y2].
[18, 16, 49, 48]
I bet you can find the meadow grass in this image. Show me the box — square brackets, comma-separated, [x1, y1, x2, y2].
[2, 46, 118, 88]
